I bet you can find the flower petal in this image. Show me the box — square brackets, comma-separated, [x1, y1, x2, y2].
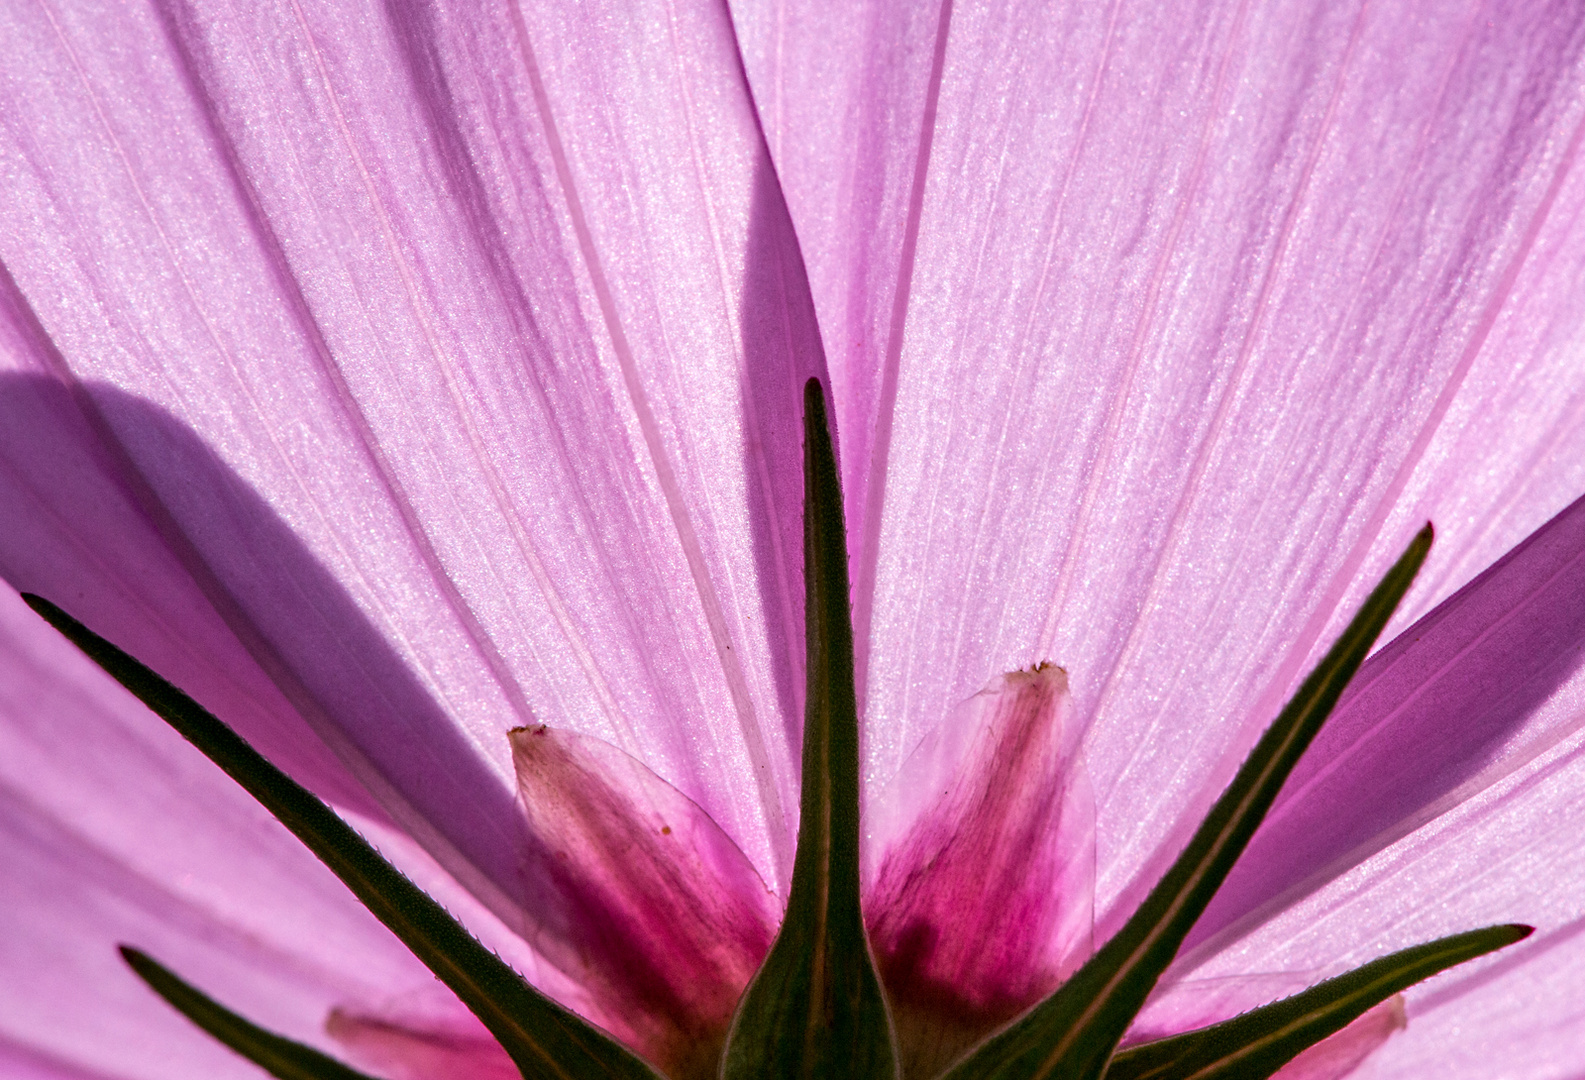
[863, 665, 1093, 1076]
[0, 285, 378, 824]
[510, 725, 779, 1079]
[0, 0, 827, 941]
[1351, 923, 1585, 1079]
[327, 1000, 520, 1080]
[1271, 1000, 1405, 1080]
[1128, 972, 1316, 1045]
[729, 0, 947, 559]
[735, 0, 1585, 934]
[1178, 703, 1585, 1074]
[1125, 982, 1406, 1080]
[0, 585, 450, 1079]
[1185, 491, 1585, 960]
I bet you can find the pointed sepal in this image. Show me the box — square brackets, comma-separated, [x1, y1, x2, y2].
[120, 946, 382, 1080]
[938, 527, 1433, 1080]
[23, 594, 665, 1080]
[1104, 924, 1531, 1080]
[720, 380, 899, 1079]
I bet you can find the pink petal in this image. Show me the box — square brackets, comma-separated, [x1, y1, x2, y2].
[735, 0, 1585, 939]
[1127, 971, 1315, 1046]
[729, 0, 947, 562]
[1186, 491, 1585, 959]
[0, 277, 381, 824]
[1127, 979, 1405, 1079]
[1273, 999, 1406, 1080]
[509, 725, 778, 1078]
[1177, 688, 1585, 1073]
[0, 586, 433, 1078]
[0, 0, 826, 954]
[0, 1041, 120, 1080]
[7, 0, 1585, 1076]
[1352, 919, 1585, 1079]
[863, 665, 1094, 1074]
[327, 998, 520, 1080]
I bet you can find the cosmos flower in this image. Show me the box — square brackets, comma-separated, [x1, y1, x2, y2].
[1, 0, 1584, 1078]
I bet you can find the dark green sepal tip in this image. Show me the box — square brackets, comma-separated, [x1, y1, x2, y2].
[1104, 923, 1532, 1080]
[24, 593, 663, 1080]
[120, 946, 380, 1080]
[720, 380, 899, 1079]
[939, 526, 1435, 1080]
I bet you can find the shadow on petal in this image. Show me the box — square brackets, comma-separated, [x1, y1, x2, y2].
[0, 369, 539, 932]
[327, 1003, 519, 1080]
[0, 369, 760, 1070]
[1269, 999, 1405, 1080]
[1125, 975, 1404, 1080]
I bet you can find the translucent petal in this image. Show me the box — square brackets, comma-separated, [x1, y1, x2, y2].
[1187, 492, 1585, 959]
[511, 726, 778, 1077]
[863, 666, 1094, 1075]
[0, 0, 825, 950]
[0, 587, 461, 1079]
[1181, 709, 1585, 1073]
[733, 0, 1585, 939]
[1273, 1001, 1405, 1080]
[327, 1001, 519, 1080]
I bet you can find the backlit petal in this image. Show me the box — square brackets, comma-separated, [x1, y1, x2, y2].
[1187, 492, 1585, 958]
[1275, 1001, 1407, 1080]
[734, 0, 1585, 942]
[327, 1001, 519, 1080]
[1126, 988, 1405, 1080]
[1181, 695, 1585, 1073]
[0, 0, 825, 962]
[863, 665, 1093, 1075]
[510, 726, 778, 1078]
[0, 586, 504, 1079]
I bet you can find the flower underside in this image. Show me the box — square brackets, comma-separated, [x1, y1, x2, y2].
[26, 379, 1527, 1080]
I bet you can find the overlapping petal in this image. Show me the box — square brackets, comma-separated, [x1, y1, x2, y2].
[326, 1003, 521, 1080]
[510, 725, 778, 1076]
[1188, 491, 1585, 960]
[0, 585, 583, 1079]
[1, 0, 1584, 1074]
[863, 665, 1094, 1074]
[1182, 694, 1585, 1077]
[0, 0, 826, 1002]
[732, 0, 1585, 935]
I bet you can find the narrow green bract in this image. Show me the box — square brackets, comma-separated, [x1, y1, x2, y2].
[25, 594, 663, 1080]
[120, 947, 382, 1080]
[719, 379, 900, 1079]
[1104, 924, 1532, 1080]
[30, 391, 1534, 1080]
[937, 527, 1435, 1080]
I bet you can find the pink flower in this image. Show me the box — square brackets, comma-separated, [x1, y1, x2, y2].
[1, 0, 1584, 1077]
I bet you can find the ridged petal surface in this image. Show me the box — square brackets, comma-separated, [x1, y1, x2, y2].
[510, 726, 778, 1078]
[0, 585, 585, 1079]
[0, 0, 823, 967]
[732, 0, 1585, 945]
[4, 0, 1585, 1074]
[1179, 706, 1585, 1077]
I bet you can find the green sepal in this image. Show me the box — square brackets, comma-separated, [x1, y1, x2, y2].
[24, 594, 664, 1080]
[120, 946, 381, 1080]
[1104, 923, 1532, 1080]
[720, 380, 899, 1079]
[938, 526, 1434, 1080]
